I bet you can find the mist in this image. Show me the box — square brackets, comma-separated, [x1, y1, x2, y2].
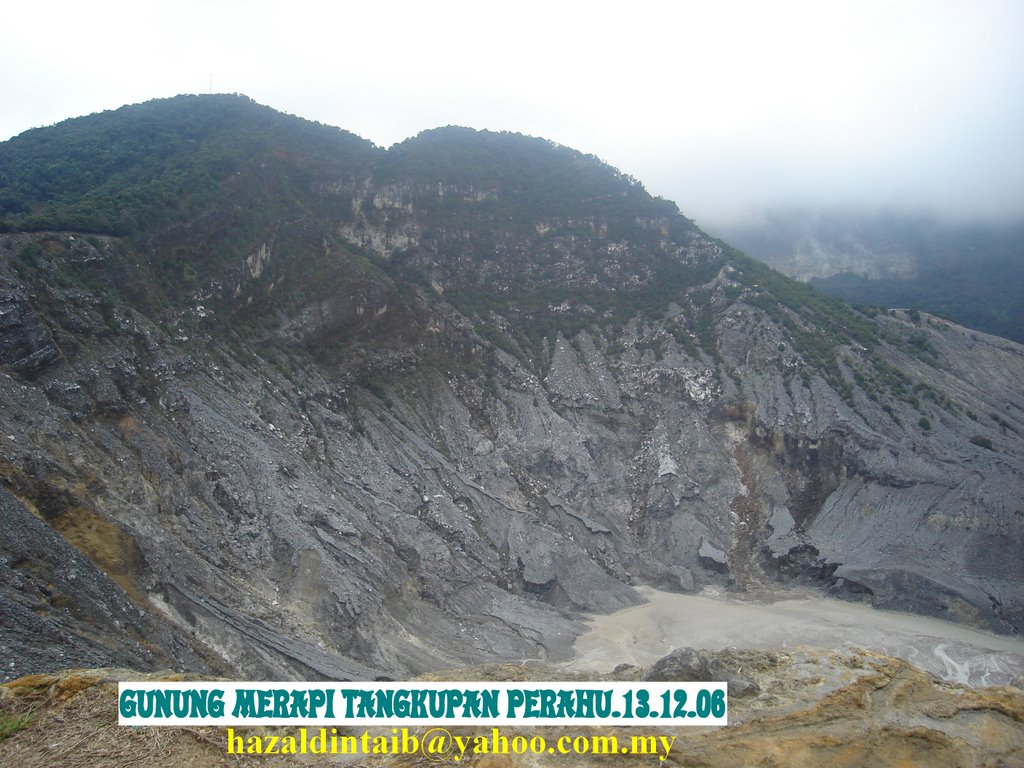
[2, 1, 1023, 229]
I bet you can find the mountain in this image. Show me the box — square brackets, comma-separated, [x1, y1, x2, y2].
[717, 207, 1024, 344]
[1, 95, 1022, 683]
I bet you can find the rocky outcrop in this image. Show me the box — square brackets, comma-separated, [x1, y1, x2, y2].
[643, 647, 759, 698]
[0, 287, 61, 379]
[0, 109, 1021, 683]
[0, 487, 209, 679]
[1, 227, 1021, 684]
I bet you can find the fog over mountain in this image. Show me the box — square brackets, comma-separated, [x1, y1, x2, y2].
[1, 87, 1023, 766]
[2, 95, 1023, 682]
[2, 2, 1024, 762]
[2, 1, 1023, 228]
[718, 206, 1024, 344]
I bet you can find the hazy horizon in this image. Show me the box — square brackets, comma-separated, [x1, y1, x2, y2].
[3, 1, 1023, 230]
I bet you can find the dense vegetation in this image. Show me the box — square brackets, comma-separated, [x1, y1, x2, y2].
[721, 208, 1024, 344]
[812, 247, 1024, 344]
[0, 95, 956, 396]
[0, 94, 377, 236]
[379, 127, 693, 243]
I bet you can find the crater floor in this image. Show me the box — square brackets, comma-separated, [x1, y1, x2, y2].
[569, 586, 1024, 687]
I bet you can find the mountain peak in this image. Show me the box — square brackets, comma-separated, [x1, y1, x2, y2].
[0, 98, 1021, 694]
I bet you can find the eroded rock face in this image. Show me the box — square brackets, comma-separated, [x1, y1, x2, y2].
[1, 226, 1021, 685]
[0, 487, 209, 679]
[0, 115, 1021, 681]
[0, 287, 61, 379]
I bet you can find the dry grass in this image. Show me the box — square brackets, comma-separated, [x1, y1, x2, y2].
[1, 658, 1022, 768]
[2, 672, 259, 768]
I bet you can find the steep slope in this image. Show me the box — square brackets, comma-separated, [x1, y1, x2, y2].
[0, 96, 1022, 683]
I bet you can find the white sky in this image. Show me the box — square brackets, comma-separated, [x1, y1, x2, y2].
[2, 0, 1023, 228]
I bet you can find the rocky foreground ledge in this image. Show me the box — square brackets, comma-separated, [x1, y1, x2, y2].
[1, 647, 1021, 767]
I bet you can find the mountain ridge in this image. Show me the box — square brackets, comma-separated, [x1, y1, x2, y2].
[0, 95, 1021, 684]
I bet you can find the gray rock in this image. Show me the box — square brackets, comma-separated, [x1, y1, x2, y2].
[642, 647, 760, 698]
[0, 183, 1021, 686]
[0, 487, 209, 681]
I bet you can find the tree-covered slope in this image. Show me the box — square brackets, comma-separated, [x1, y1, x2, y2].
[0, 94, 378, 235]
[719, 208, 1024, 344]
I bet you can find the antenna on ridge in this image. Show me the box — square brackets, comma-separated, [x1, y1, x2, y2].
[209, 73, 213, 95]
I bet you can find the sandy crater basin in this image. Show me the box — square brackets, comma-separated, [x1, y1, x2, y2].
[570, 586, 1024, 687]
